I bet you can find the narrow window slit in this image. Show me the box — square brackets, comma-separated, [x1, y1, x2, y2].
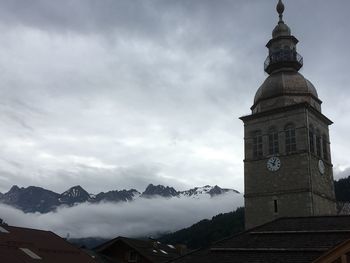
[274, 200, 278, 213]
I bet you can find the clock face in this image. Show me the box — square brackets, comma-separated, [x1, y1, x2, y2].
[267, 157, 281, 172]
[318, 160, 325, 175]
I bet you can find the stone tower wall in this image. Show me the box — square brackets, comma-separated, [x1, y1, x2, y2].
[242, 104, 336, 229]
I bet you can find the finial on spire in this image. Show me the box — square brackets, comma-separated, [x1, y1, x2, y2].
[276, 0, 285, 23]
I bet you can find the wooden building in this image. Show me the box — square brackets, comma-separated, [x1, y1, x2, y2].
[95, 236, 185, 263]
[170, 216, 350, 263]
[0, 224, 97, 263]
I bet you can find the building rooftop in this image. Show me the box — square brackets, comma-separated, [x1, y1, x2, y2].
[169, 216, 350, 263]
[95, 236, 184, 263]
[0, 224, 97, 263]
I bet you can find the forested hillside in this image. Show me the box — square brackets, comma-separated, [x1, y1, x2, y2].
[334, 176, 350, 202]
[159, 207, 244, 249]
[159, 176, 350, 249]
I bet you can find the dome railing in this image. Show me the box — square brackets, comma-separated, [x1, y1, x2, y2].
[264, 49, 303, 73]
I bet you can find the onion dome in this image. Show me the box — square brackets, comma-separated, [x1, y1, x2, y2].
[272, 22, 291, 38]
[252, 70, 321, 114]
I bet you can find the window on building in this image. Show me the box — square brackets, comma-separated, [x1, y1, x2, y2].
[285, 124, 296, 153]
[323, 135, 328, 161]
[128, 251, 138, 262]
[268, 128, 279, 155]
[274, 200, 278, 213]
[316, 131, 321, 157]
[20, 248, 42, 260]
[0, 226, 9, 233]
[253, 131, 263, 158]
[309, 126, 315, 154]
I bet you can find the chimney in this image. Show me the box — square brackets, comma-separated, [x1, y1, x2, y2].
[175, 244, 187, 255]
[148, 237, 158, 248]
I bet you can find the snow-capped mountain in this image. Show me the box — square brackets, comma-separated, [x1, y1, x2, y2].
[180, 185, 239, 198]
[59, 185, 91, 204]
[93, 189, 140, 203]
[0, 184, 240, 213]
[141, 184, 179, 198]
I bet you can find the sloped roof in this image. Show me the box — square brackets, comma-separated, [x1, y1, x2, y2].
[338, 202, 350, 215]
[169, 215, 350, 263]
[96, 236, 182, 263]
[0, 224, 97, 263]
[84, 249, 120, 263]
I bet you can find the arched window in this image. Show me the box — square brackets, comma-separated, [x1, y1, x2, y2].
[316, 130, 321, 157]
[309, 125, 315, 154]
[285, 124, 296, 153]
[253, 131, 263, 158]
[322, 135, 328, 161]
[268, 128, 279, 155]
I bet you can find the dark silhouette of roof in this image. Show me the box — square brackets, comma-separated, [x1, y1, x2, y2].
[169, 216, 350, 263]
[0, 224, 97, 263]
[95, 236, 183, 263]
[84, 249, 120, 263]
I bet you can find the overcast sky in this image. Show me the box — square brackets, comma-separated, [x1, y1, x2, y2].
[0, 0, 349, 194]
[0, 193, 243, 238]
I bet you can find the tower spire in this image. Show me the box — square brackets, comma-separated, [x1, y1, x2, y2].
[277, 0, 285, 23]
[263, 0, 303, 74]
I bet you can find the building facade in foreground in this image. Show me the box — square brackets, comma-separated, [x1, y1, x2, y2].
[169, 2, 350, 263]
[0, 224, 98, 263]
[170, 216, 350, 263]
[95, 236, 185, 263]
[240, 0, 336, 230]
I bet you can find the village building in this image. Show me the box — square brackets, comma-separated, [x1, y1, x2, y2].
[170, 216, 350, 263]
[0, 223, 98, 263]
[95, 236, 186, 263]
[169, 1, 350, 262]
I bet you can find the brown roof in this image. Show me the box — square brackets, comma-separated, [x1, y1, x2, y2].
[0, 224, 97, 263]
[96, 236, 182, 263]
[169, 215, 350, 263]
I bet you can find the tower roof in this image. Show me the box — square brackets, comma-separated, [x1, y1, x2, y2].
[254, 71, 318, 105]
[272, 0, 291, 38]
[252, 0, 321, 114]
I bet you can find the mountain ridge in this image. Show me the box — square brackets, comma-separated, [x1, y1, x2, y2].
[0, 184, 240, 214]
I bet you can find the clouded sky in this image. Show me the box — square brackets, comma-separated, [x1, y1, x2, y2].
[0, 0, 349, 194]
[0, 193, 243, 238]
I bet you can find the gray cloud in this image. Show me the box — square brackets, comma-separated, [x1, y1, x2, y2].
[333, 167, 350, 181]
[0, 0, 348, 195]
[0, 193, 243, 238]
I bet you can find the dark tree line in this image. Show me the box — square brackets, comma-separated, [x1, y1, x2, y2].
[334, 176, 350, 202]
[159, 176, 350, 249]
[159, 207, 245, 249]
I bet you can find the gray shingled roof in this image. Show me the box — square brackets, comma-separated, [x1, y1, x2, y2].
[96, 236, 182, 263]
[169, 215, 350, 263]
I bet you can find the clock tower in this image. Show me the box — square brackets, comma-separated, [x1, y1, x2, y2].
[240, 0, 337, 229]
